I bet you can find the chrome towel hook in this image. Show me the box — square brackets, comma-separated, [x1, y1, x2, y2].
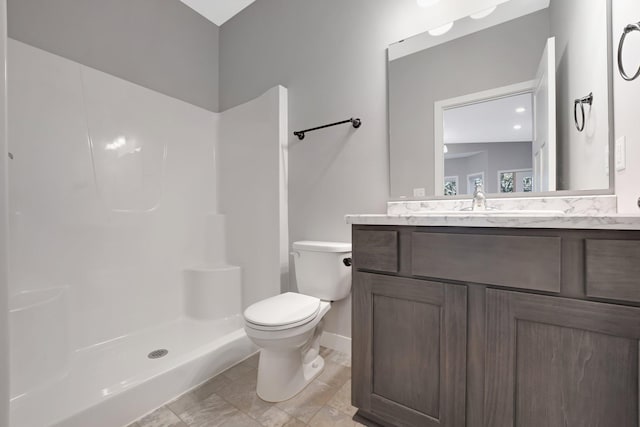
[618, 22, 640, 82]
[574, 93, 593, 132]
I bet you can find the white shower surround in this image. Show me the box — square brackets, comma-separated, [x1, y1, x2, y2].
[7, 39, 288, 427]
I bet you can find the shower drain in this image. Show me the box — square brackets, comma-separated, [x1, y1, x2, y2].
[147, 349, 169, 359]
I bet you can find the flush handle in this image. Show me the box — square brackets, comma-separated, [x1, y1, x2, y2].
[343, 257, 352, 267]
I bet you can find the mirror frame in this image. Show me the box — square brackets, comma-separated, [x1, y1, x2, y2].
[387, 0, 615, 201]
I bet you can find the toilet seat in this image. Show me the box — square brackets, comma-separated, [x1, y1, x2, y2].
[244, 292, 321, 331]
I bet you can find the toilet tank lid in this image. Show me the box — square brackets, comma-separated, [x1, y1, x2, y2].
[292, 241, 352, 253]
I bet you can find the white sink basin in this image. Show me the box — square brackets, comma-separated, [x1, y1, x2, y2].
[410, 210, 566, 217]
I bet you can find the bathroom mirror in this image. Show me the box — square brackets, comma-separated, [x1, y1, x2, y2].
[388, 0, 614, 199]
[440, 91, 535, 195]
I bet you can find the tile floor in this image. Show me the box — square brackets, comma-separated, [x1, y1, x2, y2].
[128, 347, 364, 427]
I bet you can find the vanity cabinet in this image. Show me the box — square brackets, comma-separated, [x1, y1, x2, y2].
[484, 289, 640, 427]
[351, 226, 640, 427]
[352, 273, 467, 426]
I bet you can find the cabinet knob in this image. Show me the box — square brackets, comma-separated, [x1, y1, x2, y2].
[343, 257, 352, 267]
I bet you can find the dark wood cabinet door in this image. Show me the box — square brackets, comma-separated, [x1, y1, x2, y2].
[485, 289, 640, 427]
[353, 272, 467, 427]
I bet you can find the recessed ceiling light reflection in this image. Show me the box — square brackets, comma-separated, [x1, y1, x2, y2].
[513, 124, 522, 130]
[417, 0, 441, 8]
[105, 136, 127, 151]
[515, 107, 526, 113]
[470, 6, 497, 20]
[429, 22, 454, 36]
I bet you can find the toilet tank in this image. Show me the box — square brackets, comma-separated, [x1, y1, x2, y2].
[292, 241, 352, 301]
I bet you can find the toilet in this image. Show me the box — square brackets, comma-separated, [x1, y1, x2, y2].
[243, 241, 352, 402]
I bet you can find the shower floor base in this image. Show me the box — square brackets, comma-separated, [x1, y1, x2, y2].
[10, 315, 256, 427]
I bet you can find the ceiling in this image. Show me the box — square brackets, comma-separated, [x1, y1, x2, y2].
[180, 0, 256, 26]
[443, 92, 533, 144]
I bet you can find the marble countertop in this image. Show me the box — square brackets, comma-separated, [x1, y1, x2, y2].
[345, 213, 640, 230]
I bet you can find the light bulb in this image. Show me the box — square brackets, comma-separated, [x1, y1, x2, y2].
[417, 0, 441, 8]
[470, 6, 497, 20]
[428, 22, 454, 36]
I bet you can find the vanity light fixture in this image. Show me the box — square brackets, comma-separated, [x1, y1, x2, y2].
[470, 6, 497, 20]
[429, 22, 454, 36]
[513, 124, 522, 130]
[515, 107, 526, 113]
[417, 0, 441, 8]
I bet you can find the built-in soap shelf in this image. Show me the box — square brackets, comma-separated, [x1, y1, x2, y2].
[183, 213, 242, 321]
[183, 266, 242, 321]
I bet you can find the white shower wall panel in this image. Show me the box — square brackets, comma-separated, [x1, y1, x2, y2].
[8, 39, 219, 352]
[8, 39, 94, 299]
[219, 86, 289, 309]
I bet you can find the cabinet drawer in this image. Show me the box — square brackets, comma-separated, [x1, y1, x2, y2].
[353, 230, 398, 273]
[586, 239, 640, 303]
[411, 232, 561, 292]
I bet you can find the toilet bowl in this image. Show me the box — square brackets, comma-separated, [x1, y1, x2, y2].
[243, 241, 352, 402]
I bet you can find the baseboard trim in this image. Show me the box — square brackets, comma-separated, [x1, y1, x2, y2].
[320, 332, 351, 355]
[353, 410, 387, 427]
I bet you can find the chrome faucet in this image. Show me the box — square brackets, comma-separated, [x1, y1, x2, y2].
[472, 182, 487, 211]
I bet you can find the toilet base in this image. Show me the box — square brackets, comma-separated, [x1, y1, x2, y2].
[246, 301, 332, 402]
[256, 349, 325, 402]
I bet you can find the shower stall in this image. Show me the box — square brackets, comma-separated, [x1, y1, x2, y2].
[6, 39, 288, 427]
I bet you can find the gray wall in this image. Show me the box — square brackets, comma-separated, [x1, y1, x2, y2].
[444, 142, 533, 194]
[613, 0, 640, 213]
[445, 152, 488, 195]
[389, 10, 550, 198]
[0, 0, 7, 424]
[8, 0, 220, 112]
[550, 0, 610, 191]
[220, 0, 434, 338]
